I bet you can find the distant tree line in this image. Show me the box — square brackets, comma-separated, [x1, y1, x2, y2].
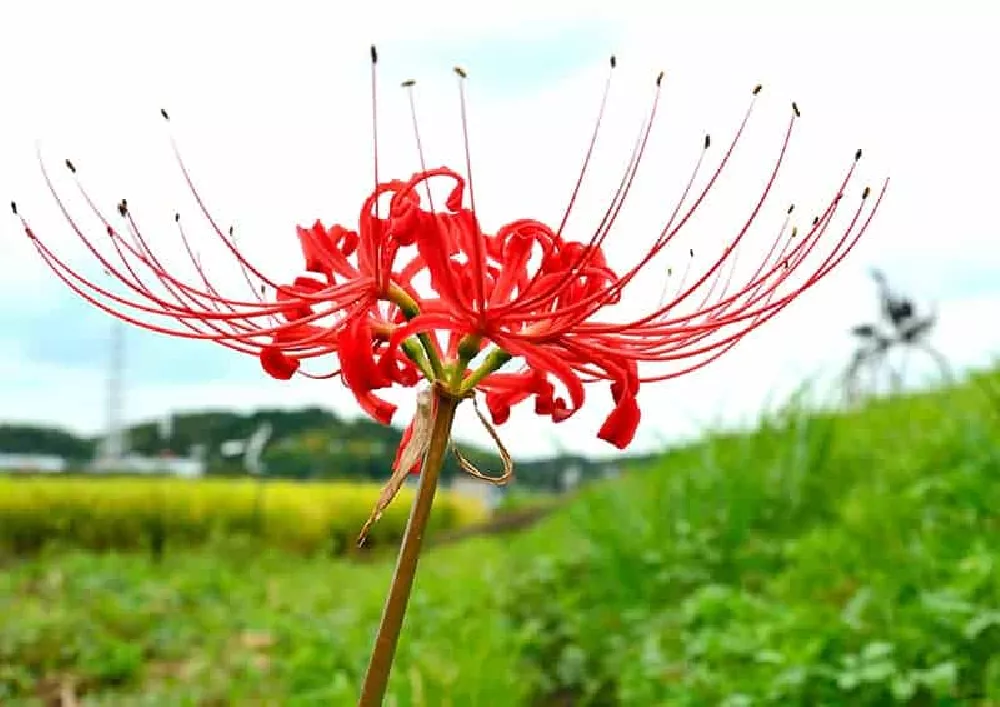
[0, 425, 93, 461]
[0, 409, 634, 489]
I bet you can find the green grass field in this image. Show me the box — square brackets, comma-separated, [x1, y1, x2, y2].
[2, 368, 999, 706]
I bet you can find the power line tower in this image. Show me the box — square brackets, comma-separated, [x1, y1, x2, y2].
[98, 321, 127, 468]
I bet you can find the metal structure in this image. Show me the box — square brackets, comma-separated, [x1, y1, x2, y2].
[96, 321, 127, 468]
[219, 422, 273, 475]
[244, 422, 273, 476]
[843, 269, 951, 403]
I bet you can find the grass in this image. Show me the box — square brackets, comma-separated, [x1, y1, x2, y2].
[0, 539, 522, 705]
[1, 367, 999, 705]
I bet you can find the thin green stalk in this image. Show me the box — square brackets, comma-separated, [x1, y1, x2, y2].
[460, 347, 513, 395]
[357, 386, 460, 706]
[387, 284, 445, 379]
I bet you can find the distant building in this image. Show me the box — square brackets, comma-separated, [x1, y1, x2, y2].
[0, 453, 67, 473]
[448, 476, 505, 511]
[88, 454, 205, 478]
[560, 464, 583, 491]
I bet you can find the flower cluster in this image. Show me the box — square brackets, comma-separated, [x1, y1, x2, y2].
[12, 50, 886, 461]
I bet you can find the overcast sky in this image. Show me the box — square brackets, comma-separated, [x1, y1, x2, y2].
[1, 1, 997, 459]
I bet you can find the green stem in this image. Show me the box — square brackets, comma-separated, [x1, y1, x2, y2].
[400, 338, 435, 381]
[459, 347, 513, 395]
[449, 334, 482, 388]
[357, 386, 460, 707]
[387, 284, 445, 379]
[416, 333, 446, 380]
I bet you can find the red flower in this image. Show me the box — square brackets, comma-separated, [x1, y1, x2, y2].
[12, 154, 443, 426]
[379, 68, 886, 450]
[13, 50, 886, 455]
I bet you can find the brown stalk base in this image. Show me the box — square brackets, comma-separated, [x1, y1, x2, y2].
[356, 387, 460, 707]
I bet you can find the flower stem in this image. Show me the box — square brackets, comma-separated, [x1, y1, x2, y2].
[357, 386, 460, 707]
[460, 347, 513, 395]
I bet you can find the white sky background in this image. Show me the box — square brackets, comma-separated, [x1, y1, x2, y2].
[1, 0, 997, 459]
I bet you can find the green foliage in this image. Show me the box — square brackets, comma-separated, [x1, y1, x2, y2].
[0, 477, 487, 558]
[0, 540, 527, 706]
[503, 368, 1000, 705]
[0, 367, 998, 705]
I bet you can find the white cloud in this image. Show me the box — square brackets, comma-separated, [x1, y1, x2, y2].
[1, 1, 998, 459]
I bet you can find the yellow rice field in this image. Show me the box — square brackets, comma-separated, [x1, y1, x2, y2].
[0, 476, 487, 556]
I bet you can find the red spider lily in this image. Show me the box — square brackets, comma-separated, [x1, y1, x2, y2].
[10, 127, 440, 427]
[12, 48, 887, 461]
[380, 68, 887, 450]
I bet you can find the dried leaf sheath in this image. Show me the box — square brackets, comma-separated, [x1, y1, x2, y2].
[357, 388, 435, 545]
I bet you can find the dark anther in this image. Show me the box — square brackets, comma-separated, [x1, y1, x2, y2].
[370, 45, 378, 63]
[161, 108, 170, 121]
[454, 66, 468, 78]
[792, 102, 801, 117]
[656, 71, 664, 87]
[753, 84, 763, 95]
[791, 227, 799, 238]
[174, 212, 180, 222]
[787, 204, 795, 215]
[65, 159, 76, 173]
[855, 148, 862, 160]
[610, 55, 617, 69]
[228, 226, 234, 236]
[812, 216, 819, 226]
[689, 248, 694, 258]
[401, 79, 416, 88]
[862, 186, 871, 199]
[704, 134, 711, 149]
[117, 199, 128, 217]
[9, 201, 17, 215]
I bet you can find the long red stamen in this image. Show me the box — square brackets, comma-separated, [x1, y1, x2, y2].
[164, 116, 283, 293]
[569, 86, 769, 328]
[556, 54, 616, 236]
[453, 66, 487, 315]
[19, 174, 373, 353]
[508, 85, 764, 331]
[53, 154, 293, 324]
[370, 45, 381, 214]
[506, 68, 665, 317]
[371, 45, 384, 287]
[402, 79, 434, 208]
[605, 180, 885, 363]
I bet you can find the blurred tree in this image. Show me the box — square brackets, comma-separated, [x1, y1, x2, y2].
[0, 425, 94, 461]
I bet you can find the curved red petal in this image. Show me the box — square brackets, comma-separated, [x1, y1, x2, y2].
[597, 391, 641, 449]
[337, 314, 397, 424]
[260, 346, 300, 380]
